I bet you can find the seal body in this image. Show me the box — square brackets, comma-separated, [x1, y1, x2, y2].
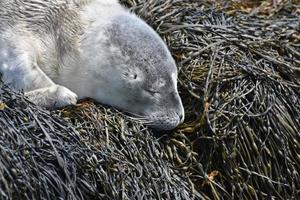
[0, 0, 184, 130]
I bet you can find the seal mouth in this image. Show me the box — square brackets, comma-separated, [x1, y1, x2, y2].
[124, 110, 184, 130]
[146, 112, 184, 130]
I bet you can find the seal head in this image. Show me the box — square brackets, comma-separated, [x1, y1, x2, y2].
[77, 13, 184, 130]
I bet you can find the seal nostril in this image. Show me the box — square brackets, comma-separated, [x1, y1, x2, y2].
[178, 113, 184, 123]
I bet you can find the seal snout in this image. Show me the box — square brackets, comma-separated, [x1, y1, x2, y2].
[147, 93, 185, 130]
[148, 110, 184, 130]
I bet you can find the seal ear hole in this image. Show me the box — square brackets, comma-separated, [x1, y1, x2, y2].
[123, 72, 138, 80]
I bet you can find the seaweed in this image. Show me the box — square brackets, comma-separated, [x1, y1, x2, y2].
[1, 0, 300, 199]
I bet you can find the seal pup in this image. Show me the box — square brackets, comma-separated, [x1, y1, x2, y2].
[0, 0, 184, 130]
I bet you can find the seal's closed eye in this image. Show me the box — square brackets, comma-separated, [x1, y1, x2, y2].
[144, 89, 159, 94]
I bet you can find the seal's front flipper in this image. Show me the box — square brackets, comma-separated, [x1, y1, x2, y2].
[0, 35, 77, 109]
[25, 85, 78, 109]
[0, 34, 53, 90]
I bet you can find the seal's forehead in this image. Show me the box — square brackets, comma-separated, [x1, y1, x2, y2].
[106, 13, 178, 81]
[108, 14, 172, 59]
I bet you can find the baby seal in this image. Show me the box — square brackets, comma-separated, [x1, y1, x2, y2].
[0, 0, 184, 130]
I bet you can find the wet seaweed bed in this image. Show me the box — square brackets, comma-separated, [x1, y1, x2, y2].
[1, 0, 300, 199]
